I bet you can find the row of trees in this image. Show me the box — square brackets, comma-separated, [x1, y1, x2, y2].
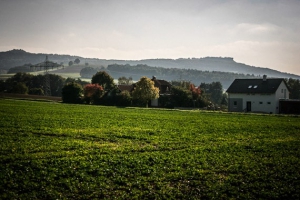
[0, 71, 226, 108]
[0, 72, 88, 97]
[62, 71, 225, 109]
[68, 58, 81, 66]
[4, 71, 298, 109]
[62, 71, 159, 107]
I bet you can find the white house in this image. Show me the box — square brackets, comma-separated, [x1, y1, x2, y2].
[226, 75, 289, 114]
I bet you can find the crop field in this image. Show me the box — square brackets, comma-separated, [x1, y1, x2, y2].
[0, 99, 299, 199]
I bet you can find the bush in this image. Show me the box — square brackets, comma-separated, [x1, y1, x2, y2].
[62, 82, 83, 104]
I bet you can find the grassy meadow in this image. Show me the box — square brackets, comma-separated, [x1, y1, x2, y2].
[0, 99, 299, 199]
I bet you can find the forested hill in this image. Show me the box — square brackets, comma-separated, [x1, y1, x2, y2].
[0, 49, 81, 70]
[1, 49, 299, 79]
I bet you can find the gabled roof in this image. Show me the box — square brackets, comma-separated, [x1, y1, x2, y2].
[152, 79, 172, 87]
[117, 85, 134, 92]
[226, 78, 287, 94]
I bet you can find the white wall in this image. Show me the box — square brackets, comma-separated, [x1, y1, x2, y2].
[229, 93, 277, 113]
[275, 81, 289, 100]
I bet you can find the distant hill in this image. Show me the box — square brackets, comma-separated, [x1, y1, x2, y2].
[0, 49, 80, 71]
[1, 49, 299, 80]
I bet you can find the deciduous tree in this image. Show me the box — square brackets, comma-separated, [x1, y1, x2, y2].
[83, 83, 104, 104]
[132, 77, 159, 107]
[91, 71, 115, 90]
[74, 58, 80, 64]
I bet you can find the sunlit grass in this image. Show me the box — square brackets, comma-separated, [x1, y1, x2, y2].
[0, 99, 299, 199]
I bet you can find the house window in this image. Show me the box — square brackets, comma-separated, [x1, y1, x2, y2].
[234, 101, 237, 106]
[281, 89, 283, 93]
[259, 102, 263, 104]
[267, 102, 271, 104]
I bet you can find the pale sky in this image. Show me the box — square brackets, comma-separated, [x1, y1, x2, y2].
[0, 0, 299, 75]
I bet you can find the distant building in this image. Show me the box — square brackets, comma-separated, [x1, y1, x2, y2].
[151, 76, 172, 107]
[117, 84, 134, 93]
[226, 75, 290, 114]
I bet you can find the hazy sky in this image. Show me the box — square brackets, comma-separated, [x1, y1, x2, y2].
[0, 0, 299, 75]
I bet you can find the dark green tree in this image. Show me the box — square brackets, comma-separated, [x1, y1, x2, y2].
[11, 82, 28, 94]
[48, 74, 65, 97]
[74, 58, 80, 64]
[287, 78, 300, 99]
[91, 71, 115, 90]
[68, 61, 73, 66]
[200, 82, 223, 104]
[171, 86, 192, 107]
[5, 72, 34, 92]
[62, 82, 83, 103]
[116, 90, 132, 106]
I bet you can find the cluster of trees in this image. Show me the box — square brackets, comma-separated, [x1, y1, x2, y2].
[68, 58, 80, 66]
[62, 71, 159, 107]
[169, 80, 226, 109]
[63, 71, 225, 109]
[0, 72, 88, 97]
[287, 78, 300, 99]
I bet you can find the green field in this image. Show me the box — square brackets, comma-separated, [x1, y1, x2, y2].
[0, 99, 299, 199]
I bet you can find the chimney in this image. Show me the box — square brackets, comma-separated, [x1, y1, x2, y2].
[263, 75, 267, 81]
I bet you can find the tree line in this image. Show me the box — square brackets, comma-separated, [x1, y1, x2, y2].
[1, 71, 299, 109]
[80, 64, 258, 89]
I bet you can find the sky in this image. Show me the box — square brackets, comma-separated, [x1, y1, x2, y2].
[0, 0, 300, 75]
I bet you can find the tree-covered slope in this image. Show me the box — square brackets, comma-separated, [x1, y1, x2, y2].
[1, 49, 299, 80]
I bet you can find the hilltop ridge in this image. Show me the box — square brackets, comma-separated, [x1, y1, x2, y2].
[0, 49, 299, 80]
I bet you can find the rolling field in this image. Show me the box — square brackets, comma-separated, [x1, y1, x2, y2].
[0, 99, 299, 199]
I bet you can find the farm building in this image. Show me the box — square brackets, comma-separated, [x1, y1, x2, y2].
[226, 75, 290, 114]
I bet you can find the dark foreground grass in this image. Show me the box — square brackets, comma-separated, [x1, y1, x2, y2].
[0, 99, 299, 199]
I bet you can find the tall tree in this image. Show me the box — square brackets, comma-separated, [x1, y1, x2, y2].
[91, 71, 115, 90]
[132, 77, 159, 107]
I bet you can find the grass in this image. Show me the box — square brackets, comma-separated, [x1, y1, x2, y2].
[0, 99, 299, 199]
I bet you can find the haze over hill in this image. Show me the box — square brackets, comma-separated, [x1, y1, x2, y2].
[1, 49, 299, 80]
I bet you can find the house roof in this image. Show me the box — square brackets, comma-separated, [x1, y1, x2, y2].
[226, 78, 287, 94]
[152, 79, 172, 87]
[117, 85, 134, 92]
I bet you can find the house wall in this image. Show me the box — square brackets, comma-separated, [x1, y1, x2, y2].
[275, 81, 289, 100]
[228, 93, 277, 113]
[228, 98, 243, 112]
[151, 98, 159, 107]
